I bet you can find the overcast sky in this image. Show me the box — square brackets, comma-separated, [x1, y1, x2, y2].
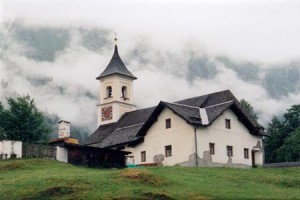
[2, 0, 300, 63]
[0, 0, 299, 128]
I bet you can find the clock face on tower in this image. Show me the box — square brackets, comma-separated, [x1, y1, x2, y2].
[101, 106, 113, 121]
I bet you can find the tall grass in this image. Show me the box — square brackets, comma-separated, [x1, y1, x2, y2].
[0, 159, 299, 200]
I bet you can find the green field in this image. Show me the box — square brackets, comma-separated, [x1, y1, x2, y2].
[0, 159, 299, 200]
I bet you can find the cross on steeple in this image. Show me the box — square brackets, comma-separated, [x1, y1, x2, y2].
[114, 32, 118, 45]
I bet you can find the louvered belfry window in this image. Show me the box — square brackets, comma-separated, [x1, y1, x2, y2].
[106, 86, 112, 98]
[121, 86, 127, 99]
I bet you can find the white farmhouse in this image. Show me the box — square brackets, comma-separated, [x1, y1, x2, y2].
[84, 39, 266, 167]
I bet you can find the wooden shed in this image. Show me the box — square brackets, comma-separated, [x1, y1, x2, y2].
[64, 143, 129, 168]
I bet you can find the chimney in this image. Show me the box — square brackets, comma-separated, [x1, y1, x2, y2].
[58, 120, 70, 138]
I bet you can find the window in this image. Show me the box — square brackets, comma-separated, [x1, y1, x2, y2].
[165, 145, 172, 157]
[106, 86, 112, 98]
[227, 146, 233, 157]
[209, 143, 215, 155]
[121, 86, 128, 99]
[244, 148, 249, 159]
[166, 118, 171, 129]
[225, 119, 231, 129]
[141, 151, 146, 162]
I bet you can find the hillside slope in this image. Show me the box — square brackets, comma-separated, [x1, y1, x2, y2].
[0, 159, 299, 200]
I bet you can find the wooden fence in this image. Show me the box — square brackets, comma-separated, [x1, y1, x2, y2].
[22, 143, 56, 159]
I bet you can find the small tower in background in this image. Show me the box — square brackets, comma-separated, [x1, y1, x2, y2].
[49, 120, 78, 146]
[58, 120, 70, 138]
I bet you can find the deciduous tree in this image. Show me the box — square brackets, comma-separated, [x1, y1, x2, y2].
[0, 94, 51, 143]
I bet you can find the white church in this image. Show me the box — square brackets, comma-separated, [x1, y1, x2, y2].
[83, 38, 266, 167]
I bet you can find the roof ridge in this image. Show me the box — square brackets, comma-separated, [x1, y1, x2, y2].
[175, 90, 230, 104]
[115, 123, 144, 131]
[204, 100, 234, 109]
[124, 106, 156, 114]
[163, 101, 200, 109]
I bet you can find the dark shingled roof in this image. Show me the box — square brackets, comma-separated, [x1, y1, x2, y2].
[83, 123, 117, 146]
[162, 102, 201, 125]
[96, 45, 137, 80]
[115, 107, 156, 128]
[84, 90, 265, 148]
[205, 101, 234, 123]
[82, 107, 155, 147]
[176, 94, 208, 107]
[96, 124, 144, 148]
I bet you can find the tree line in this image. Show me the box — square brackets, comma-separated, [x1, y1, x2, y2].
[240, 99, 299, 163]
[264, 105, 300, 163]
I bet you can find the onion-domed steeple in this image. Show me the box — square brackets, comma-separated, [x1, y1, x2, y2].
[97, 35, 137, 80]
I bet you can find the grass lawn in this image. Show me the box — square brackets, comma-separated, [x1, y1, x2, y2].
[0, 159, 299, 200]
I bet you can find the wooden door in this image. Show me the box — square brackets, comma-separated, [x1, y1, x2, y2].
[252, 151, 256, 167]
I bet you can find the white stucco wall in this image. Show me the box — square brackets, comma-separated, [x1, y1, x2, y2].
[56, 146, 68, 162]
[124, 108, 263, 167]
[124, 108, 195, 165]
[196, 109, 263, 166]
[0, 140, 22, 159]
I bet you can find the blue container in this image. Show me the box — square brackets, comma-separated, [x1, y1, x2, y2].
[127, 164, 138, 168]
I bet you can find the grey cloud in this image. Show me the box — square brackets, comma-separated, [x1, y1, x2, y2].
[0, 21, 300, 133]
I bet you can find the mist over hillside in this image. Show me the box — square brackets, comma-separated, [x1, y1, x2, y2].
[0, 22, 299, 133]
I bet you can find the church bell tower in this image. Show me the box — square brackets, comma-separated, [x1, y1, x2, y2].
[96, 35, 137, 126]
